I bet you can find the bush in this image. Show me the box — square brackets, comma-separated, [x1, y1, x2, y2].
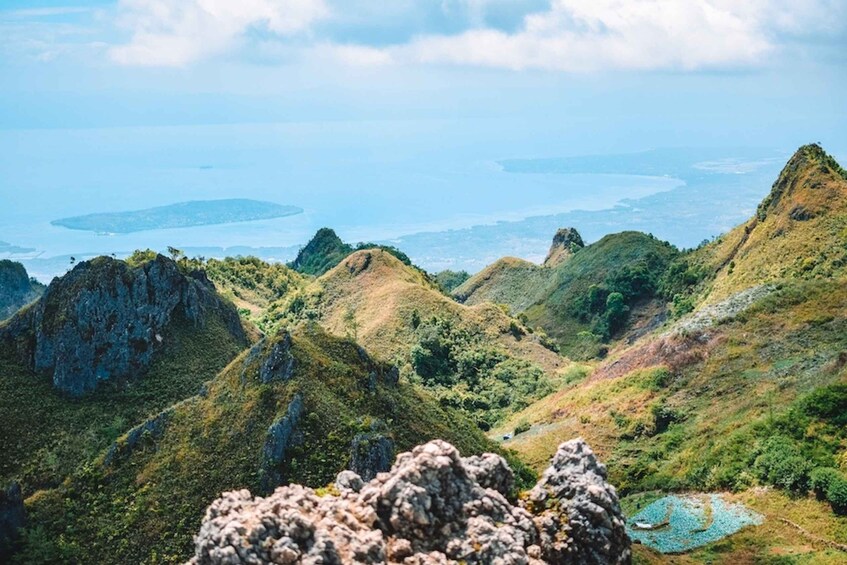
[810, 467, 843, 500]
[769, 456, 813, 493]
[754, 436, 812, 493]
[801, 384, 847, 426]
[826, 475, 847, 515]
[514, 420, 531, 435]
[651, 402, 683, 434]
[602, 292, 629, 336]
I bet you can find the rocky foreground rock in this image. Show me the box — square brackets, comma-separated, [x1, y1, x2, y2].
[189, 439, 630, 564]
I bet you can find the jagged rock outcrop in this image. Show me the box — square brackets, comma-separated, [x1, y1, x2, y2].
[189, 439, 630, 564]
[0, 255, 246, 396]
[259, 394, 305, 494]
[462, 451, 515, 497]
[544, 228, 584, 267]
[260, 333, 296, 384]
[0, 260, 43, 320]
[526, 439, 630, 564]
[349, 432, 394, 482]
[0, 482, 24, 558]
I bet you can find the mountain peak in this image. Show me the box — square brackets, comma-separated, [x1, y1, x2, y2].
[756, 143, 847, 222]
[290, 228, 352, 276]
[703, 144, 847, 300]
[543, 227, 585, 267]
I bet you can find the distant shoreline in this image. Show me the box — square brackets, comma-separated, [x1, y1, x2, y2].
[52, 199, 303, 234]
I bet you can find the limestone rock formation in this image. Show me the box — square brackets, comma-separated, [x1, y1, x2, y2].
[526, 439, 630, 564]
[0, 255, 246, 396]
[543, 228, 584, 267]
[462, 451, 515, 497]
[259, 394, 305, 494]
[349, 432, 394, 482]
[0, 482, 24, 559]
[189, 439, 630, 564]
[0, 260, 43, 320]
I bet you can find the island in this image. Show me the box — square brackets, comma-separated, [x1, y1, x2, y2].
[51, 199, 303, 233]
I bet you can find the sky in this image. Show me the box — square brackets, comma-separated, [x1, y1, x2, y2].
[0, 0, 845, 149]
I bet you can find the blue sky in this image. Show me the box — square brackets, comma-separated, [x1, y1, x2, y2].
[0, 0, 845, 152]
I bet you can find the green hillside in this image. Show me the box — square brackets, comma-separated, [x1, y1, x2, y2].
[497, 145, 847, 562]
[15, 324, 522, 564]
[457, 230, 680, 359]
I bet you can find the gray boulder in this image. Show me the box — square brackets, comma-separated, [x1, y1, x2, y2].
[462, 452, 515, 498]
[190, 439, 630, 564]
[526, 439, 630, 564]
[350, 432, 394, 482]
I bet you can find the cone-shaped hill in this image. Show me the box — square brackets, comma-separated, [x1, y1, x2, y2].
[305, 249, 564, 372]
[697, 143, 847, 301]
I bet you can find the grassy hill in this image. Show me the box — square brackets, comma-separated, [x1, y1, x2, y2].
[14, 324, 521, 564]
[454, 256, 549, 313]
[268, 248, 567, 429]
[494, 144, 847, 562]
[457, 230, 680, 359]
[289, 227, 413, 276]
[696, 143, 847, 301]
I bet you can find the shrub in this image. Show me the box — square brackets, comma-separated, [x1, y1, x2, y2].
[801, 384, 847, 426]
[754, 437, 812, 493]
[810, 467, 842, 500]
[602, 292, 629, 336]
[651, 402, 683, 434]
[508, 320, 525, 338]
[514, 420, 531, 435]
[826, 475, 847, 515]
[769, 456, 813, 493]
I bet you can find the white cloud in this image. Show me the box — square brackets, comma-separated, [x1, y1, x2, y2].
[109, 0, 329, 66]
[103, 0, 846, 70]
[363, 0, 845, 71]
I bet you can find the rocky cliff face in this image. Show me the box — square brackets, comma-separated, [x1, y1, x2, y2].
[543, 227, 584, 267]
[0, 255, 245, 396]
[0, 482, 24, 559]
[190, 438, 630, 564]
[0, 260, 44, 321]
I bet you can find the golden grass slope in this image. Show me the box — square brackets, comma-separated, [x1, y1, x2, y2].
[697, 144, 847, 302]
[308, 248, 565, 374]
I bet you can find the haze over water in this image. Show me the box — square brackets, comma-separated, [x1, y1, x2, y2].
[0, 119, 681, 263]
